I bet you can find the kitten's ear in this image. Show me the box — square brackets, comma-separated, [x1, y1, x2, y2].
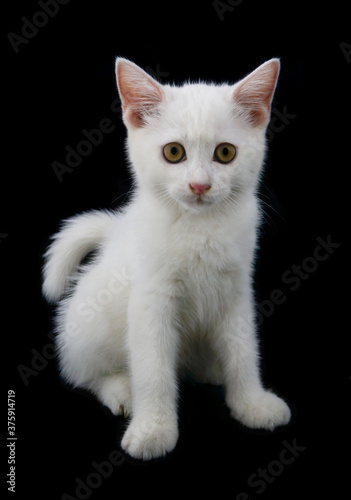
[233, 59, 280, 127]
[116, 58, 165, 128]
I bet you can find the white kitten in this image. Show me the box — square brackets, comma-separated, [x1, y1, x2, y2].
[43, 58, 291, 460]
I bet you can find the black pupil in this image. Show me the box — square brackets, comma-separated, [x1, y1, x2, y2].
[222, 147, 229, 156]
[171, 146, 178, 156]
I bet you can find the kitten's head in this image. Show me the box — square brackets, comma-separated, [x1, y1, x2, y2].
[116, 57, 280, 213]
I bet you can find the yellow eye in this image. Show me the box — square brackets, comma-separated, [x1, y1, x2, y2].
[214, 143, 236, 164]
[163, 143, 186, 163]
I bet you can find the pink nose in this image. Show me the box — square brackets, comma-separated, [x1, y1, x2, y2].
[189, 183, 211, 195]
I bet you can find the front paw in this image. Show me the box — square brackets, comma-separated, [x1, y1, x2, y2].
[121, 415, 178, 460]
[230, 391, 291, 431]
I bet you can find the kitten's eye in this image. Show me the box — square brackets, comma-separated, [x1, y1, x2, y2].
[214, 143, 236, 164]
[163, 143, 186, 163]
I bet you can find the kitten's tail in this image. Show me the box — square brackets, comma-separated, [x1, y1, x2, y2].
[42, 210, 116, 302]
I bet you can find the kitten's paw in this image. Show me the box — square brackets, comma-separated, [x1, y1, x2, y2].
[230, 391, 291, 430]
[121, 415, 178, 460]
[97, 374, 132, 417]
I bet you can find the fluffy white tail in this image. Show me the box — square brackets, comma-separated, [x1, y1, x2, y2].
[42, 210, 116, 302]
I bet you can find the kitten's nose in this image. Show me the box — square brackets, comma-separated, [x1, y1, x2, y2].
[189, 183, 211, 196]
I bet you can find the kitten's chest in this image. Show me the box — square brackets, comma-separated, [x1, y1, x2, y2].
[170, 230, 242, 327]
[170, 222, 242, 275]
[135, 208, 255, 324]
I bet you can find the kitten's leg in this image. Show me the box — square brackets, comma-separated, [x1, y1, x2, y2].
[56, 264, 129, 399]
[90, 373, 132, 417]
[214, 290, 291, 430]
[121, 288, 179, 460]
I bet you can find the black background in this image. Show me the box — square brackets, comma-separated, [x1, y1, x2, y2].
[3, 1, 350, 499]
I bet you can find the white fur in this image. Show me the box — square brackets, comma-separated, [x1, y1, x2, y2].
[43, 58, 290, 460]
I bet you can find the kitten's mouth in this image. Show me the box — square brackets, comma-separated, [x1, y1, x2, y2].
[195, 197, 206, 204]
[183, 194, 213, 210]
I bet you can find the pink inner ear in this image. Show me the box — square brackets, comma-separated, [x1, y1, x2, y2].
[123, 106, 144, 128]
[116, 59, 165, 128]
[233, 59, 280, 127]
